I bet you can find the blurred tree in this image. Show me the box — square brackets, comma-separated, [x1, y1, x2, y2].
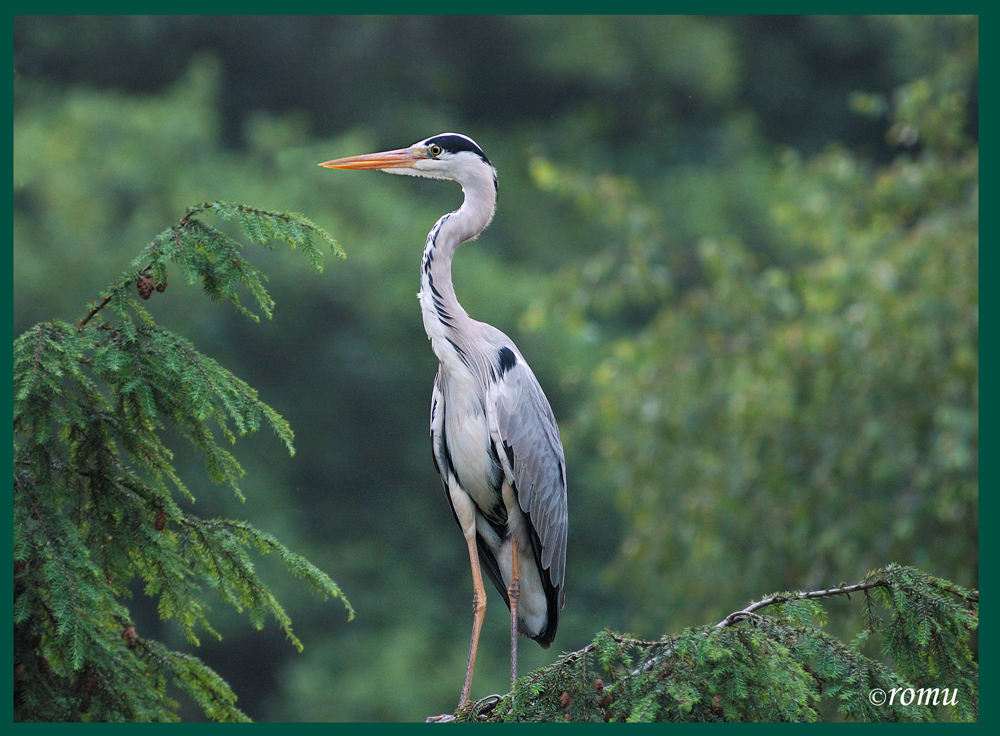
[15, 16, 931, 156]
[544, 15, 977, 636]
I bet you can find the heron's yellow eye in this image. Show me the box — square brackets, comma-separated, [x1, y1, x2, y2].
[428, 145, 443, 157]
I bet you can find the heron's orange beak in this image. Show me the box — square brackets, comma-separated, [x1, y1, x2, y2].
[319, 147, 423, 171]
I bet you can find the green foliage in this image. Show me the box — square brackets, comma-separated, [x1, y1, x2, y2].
[457, 565, 977, 722]
[544, 18, 978, 634]
[13, 203, 351, 721]
[14, 16, 977, 721]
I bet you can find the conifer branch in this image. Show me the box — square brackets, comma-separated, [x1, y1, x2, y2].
[77, 294, 114, 330]
[716, 578, 889, 628]
[449, 564, 977, 723]
[76, 201, 342, 332]
[15, 202, 350, 722]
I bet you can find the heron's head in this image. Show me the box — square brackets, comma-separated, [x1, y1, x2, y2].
[320, 133, 497, 193]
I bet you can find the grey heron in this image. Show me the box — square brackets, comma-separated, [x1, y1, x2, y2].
[320, 134, 567, 710]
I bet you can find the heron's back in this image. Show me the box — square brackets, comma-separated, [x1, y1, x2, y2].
[431, 325, 566, 646]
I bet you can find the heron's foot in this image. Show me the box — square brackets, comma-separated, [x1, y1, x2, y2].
[472, 694, 503, 717]
[425, 713, 457, 723]
[426, 694, 503, 723]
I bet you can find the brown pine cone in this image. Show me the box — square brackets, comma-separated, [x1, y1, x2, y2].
[137, 275, 155, 300]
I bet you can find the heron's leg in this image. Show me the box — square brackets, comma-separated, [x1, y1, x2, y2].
[459, 536, 488, 708]
[508, 537, 520, 689]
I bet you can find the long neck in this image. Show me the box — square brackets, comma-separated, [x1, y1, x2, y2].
[419, 175, 497, 362]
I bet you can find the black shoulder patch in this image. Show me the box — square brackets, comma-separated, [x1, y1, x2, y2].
[497, 346, 518, 376]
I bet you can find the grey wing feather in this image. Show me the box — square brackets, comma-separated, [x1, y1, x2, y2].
[491, 357, 568, 604]
[429, 369, 446, 478]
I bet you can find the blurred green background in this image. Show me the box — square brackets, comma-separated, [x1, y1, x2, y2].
[13, 15, 977, 721]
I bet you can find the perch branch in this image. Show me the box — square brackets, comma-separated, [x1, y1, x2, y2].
[715, 579, 889, 628]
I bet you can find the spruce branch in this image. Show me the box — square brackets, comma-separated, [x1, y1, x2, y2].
[15, 202, 350, 722]
[716, 578, 888, 628]
[449, 564, 977, 723]
[77, 201, 342, 331]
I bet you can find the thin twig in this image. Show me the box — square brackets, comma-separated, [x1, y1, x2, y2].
[77, 294, 113, 330]
[715, 579, 888, 628]
[77, 264, 153, 331]
[76, 202, 203, 333]
[632, 578, 889, 679]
